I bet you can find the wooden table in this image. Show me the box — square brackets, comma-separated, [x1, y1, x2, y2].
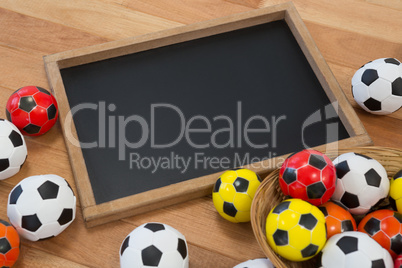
[0, 0, 401, 267]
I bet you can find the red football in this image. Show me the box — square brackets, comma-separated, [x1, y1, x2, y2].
[6, 86, 58, 136]
[279, 149, 336, 206]
[395, 254, 402, 267]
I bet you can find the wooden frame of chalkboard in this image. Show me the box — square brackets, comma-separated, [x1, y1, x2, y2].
[44, 2, 372, 227]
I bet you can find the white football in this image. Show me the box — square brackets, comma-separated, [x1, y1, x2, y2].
[233, 258, 275, 268]
[321, 231, 393, 268]
[120, 222, 189, 268]
[0, 119, 27, 180]
[331, 152, 389, 215]
[352, 57, 402, 115]
[7, 174, 76, 241]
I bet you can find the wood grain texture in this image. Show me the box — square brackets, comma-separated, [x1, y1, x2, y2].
[365, 0, 402, 10]
[0, 0, 182, 40]
[0, 1, 401, 267]
[121, 0, 252, 24]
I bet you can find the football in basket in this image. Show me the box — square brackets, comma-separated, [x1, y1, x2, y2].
[331, 152, 389, 215]
[265, 198, 326, 262]
[279, 149, 336, 206]
[321, 231, 393, 268]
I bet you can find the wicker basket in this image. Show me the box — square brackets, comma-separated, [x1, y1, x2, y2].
[250, 146, 402, 268]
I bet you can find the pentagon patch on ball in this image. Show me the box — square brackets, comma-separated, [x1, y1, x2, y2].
[352, 58, 402, 115]
[119, 222, 189, 268]
[7, 174, 76, 241]
[0, 119, 27, 180]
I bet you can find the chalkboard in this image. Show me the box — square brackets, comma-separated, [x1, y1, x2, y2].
[44, 3, 371, 227]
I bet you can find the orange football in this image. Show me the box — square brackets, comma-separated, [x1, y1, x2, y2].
[0, 219, 20, 267]
[319, 201, 357, 238]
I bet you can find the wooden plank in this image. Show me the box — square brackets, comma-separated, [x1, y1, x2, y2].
[365, 0, 402, 10]
[0, 45, 48, 90]
[355, 109, 402, 148]
[120, 0, 252, 24]
[256, 0, 402, 44]
[0, 7, 109, 55]
[188, 244, 241, 267]
[0, 0, 182, 40]
[226, 0, 261, 8]
[303, 21, 402, 71]
[17, 247, 89, 268]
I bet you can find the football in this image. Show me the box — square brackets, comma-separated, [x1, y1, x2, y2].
[265, 198, 327, 262]
[0, 119, 27, 180]
[279, 149, 336, 206]
[321, 231, 393, 268]
[0, 219, 20, 267]
[318, 201, 356, 239]
[331, 152, 389, 215]
[351, 57, 402, 115]
[119, 222, 189, 268]
[389, 170, 402, 214]
[395, 254, 402, 268]
[6, 86, 59, 136]
[212, 168, 261, 223]
[233, 258, 275, 268]
[7, 174, 76, 241]
[358, 209, 402, 259]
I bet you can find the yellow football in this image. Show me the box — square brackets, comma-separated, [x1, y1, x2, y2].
[389, 170, 402, 213]
[265, 198, 327, 261]
[212, 169, 261, 223]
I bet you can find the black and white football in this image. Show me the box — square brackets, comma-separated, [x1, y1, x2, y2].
[120, 222, 189, 268]
[0, 119, 27, 180]
[321, 231, 393, 268]
[331, 152, 389, 215]
[352, 57, 402, 115]
[7, 174, 76, 241]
